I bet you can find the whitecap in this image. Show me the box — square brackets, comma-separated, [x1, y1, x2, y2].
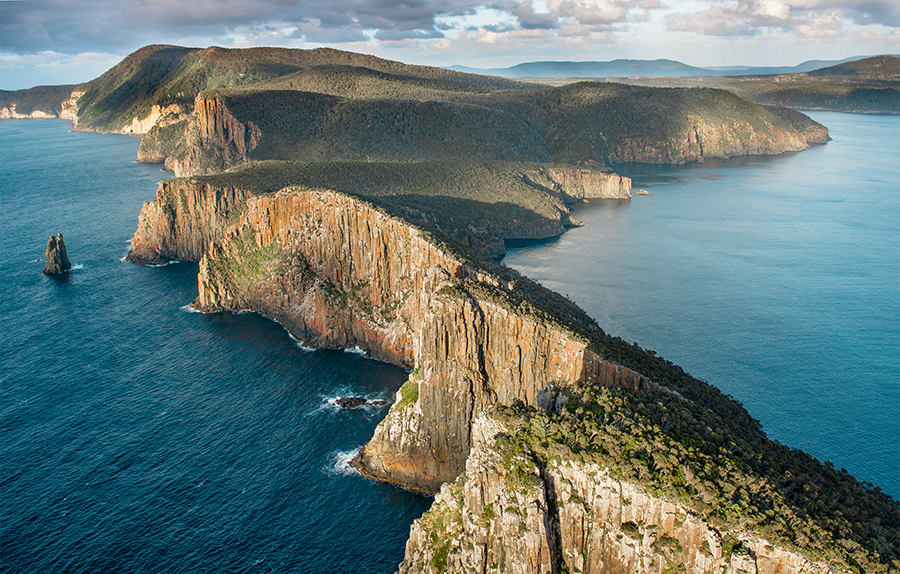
[343, 345, 366, 356]
[179, 303, 202, 314]
[70, 263, 84, 270]
[286, 331, 316, 352]
[324, 449, 362, 477]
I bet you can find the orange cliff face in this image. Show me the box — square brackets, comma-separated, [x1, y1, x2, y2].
[398, 414, 844, 574]
[162, 94, 261, 177]
[182, 186, 659, 493]
[126, 178, 251, 265]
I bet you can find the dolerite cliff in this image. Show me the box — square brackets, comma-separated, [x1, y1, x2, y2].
[126, 178, 251, 264]
[138, 184, 650, 492]
[126, 172, 898, 573]
[400, 414, 837, 574]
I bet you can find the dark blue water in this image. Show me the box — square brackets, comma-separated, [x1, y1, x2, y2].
[505, 111, 900, 499]
[0, 120, 431, 573]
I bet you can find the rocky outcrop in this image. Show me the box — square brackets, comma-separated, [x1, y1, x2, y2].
[525, 167, 632, 202]
[0, 105, 57, 120]
[606, 115, 809, 164]
[164, 94, 261, 177]
[400, 413, 842, 574]
[58, 91, 84, 123]
[43, 233, 71, 275]
[119, 103, 189, 135]
[126, 178, 251, 264]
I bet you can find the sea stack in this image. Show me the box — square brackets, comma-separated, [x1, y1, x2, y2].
[43, 233, 72, 275]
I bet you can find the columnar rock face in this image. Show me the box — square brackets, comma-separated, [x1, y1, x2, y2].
[400, 413, 841, 574]
[126, 179, 252, 264]
[164, 95, 261, 177]
[184, 186, 670, 492]
[43, 233, 72, 275]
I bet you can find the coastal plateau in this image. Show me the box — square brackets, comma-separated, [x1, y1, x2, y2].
[8, 44, 897, 573]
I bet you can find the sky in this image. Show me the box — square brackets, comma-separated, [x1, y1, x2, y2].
[1, 0, 897, 90]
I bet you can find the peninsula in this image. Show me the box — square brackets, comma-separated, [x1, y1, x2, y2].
[12, 45, 897, 573]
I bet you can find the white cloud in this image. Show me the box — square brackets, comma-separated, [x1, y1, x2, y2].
[664, 0, 898, 38]
[795, 10, 844, 37]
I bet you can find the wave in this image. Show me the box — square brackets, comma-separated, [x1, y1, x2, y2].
[179, 303, 202, 314]
[343, 345, 366, 356]
[286, 332, 316, 352]
[70, 263, 84, 270]
[324, 449, 362, 477]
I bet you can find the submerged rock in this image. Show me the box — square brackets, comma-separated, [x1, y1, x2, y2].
[336, 397, 368, 408]
[335, 397, 388, 408]
[43, 233, 72, 275]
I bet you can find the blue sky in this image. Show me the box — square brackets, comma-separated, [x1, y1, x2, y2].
[1, 0, 897, 90]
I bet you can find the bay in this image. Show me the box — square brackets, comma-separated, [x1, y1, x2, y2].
[504, 111, 900, 499]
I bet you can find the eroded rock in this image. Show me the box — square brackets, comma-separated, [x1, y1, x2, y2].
[43, 233, 71, 275]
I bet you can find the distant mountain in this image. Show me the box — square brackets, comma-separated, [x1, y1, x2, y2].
[808, 55, 900, 78]
[450, 55, 898, 78]
[590, 55, 900, 114]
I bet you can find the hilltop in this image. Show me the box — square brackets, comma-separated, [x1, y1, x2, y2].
[554, 55, 900, 115]
[450, 55, 892, 78]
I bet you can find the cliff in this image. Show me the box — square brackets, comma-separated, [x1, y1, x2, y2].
[524, 167, 632, 202]
[126, 160, 630, 265]
[400, 413, 840, 574]
[127, 174, 898, 574]
[126, 178, 251, 264]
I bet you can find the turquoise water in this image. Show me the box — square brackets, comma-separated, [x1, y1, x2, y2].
[505, 111, 900, 499]
[0, 120, 431, 573]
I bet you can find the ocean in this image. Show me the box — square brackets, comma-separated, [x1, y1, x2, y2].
[1, 111, 897, 573]
[0, 120, 430, 573]
[505, 111, 900, 500]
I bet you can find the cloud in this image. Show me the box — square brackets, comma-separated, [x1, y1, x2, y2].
[0, 0, 669, 56]
[0, 0, 481, 54]
[664, 0, 899, 38]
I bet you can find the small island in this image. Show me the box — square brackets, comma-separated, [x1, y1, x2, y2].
[43, 233, 71, 275]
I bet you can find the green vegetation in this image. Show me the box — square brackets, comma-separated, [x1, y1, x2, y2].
[52, 44, 527, 132]
[600, 56, 900, 115]
[489, 379, 900, 572]
[415, 476, 465, 574]
[0, 84, 76, 116]
[205, 230, 287, 290]
[137, 119, 190, 161]
[396, 373, 420, 410]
